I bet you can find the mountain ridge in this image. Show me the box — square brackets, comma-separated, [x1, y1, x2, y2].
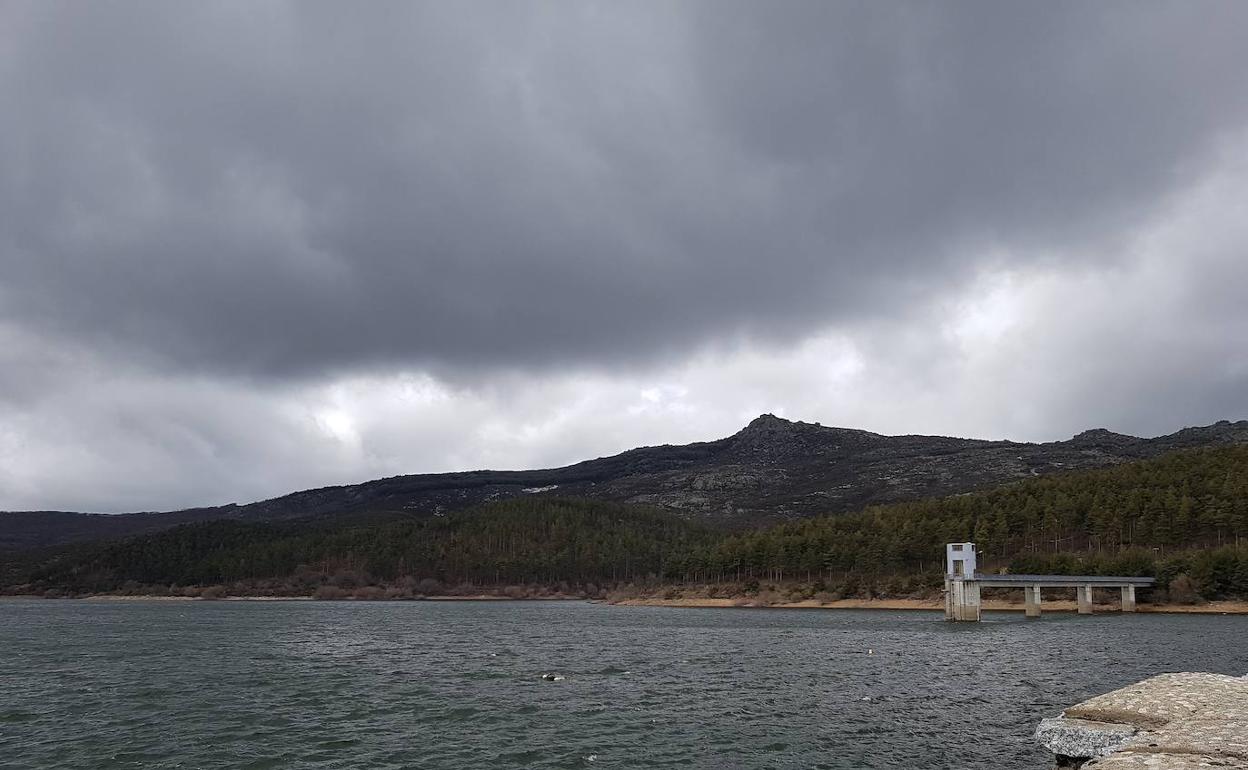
[4, 415, 1248, 551]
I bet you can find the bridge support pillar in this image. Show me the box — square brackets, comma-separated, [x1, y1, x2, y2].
[1024, 585, 1042, 617]
[945, 578, 981, 622]
[1077, 585, 1094, 615]
[1121, 585, 1136, 612]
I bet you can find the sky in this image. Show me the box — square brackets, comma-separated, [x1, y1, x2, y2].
[3, 1, 1248, 513]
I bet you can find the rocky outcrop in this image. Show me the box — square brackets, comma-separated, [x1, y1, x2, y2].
[1036, 673, 1248, 768]
[1035, 717, 1139, 760]
[5, 415, 1248, 550]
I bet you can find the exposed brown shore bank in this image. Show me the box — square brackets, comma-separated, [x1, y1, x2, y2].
[5, 594, 1247, 614]
[611, 596, 1248, 614]
[1, 593, 575, 602]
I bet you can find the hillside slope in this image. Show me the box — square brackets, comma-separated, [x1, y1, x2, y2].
[7, 447, 1247, 600]
[4, 415, 1248, 550]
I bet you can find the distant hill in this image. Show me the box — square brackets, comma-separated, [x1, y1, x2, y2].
[4, 415, 1248, 551]
[7, 447, 1247, 600]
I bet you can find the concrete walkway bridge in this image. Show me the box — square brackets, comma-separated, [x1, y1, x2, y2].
[943, 542, 1155, 622]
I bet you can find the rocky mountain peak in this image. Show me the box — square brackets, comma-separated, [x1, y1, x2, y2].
[741, 413, 795, 431]
[734, 413, 848, 444]
[1070, 428, 1136, 443]
[1165, 420, 1248, 444]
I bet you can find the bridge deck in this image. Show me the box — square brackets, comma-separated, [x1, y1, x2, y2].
[970, 573, 1155, 588]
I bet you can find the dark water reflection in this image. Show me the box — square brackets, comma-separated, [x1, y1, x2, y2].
[1, 600, 1245, 769]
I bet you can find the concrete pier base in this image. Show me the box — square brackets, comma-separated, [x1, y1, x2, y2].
[944, 578, 981, 621]
[1078, 584, 1094, 615]
[1121, 584, 1136, 613]
[1024, 585, 1042, 618]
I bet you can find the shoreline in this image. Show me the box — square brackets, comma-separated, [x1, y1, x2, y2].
[4, 594, 1247, 613]
[0, 593, 565, 602]
[612, 597, 1248, 614]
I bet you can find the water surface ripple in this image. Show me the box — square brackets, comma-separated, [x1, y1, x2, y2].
[1, 600, 1245, 769]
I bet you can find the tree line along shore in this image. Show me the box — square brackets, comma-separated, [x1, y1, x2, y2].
[4, 446, 1247, 605]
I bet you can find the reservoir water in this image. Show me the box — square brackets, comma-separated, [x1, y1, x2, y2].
[2, 600, 1245, 769]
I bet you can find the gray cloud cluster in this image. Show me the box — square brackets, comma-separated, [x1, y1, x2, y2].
[2, 2, 1247, 512]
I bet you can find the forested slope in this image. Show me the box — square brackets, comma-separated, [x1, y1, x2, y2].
[9, 500, 718, 596]
[691, 445, 1248, 599]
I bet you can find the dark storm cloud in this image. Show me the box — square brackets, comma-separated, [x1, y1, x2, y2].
[4, 1, 1248, 514]
[4, 1, 1246, 379]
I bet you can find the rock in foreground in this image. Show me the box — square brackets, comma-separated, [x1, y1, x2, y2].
[1036, 672, 1248, 768]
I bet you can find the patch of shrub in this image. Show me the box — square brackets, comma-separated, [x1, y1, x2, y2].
[502, 584, 530, 599]
[754, 589, 782, 606]
[1167, 574, 1202, 605]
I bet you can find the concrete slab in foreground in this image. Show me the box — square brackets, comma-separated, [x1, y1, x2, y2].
[1036, 673, 1248, 768]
